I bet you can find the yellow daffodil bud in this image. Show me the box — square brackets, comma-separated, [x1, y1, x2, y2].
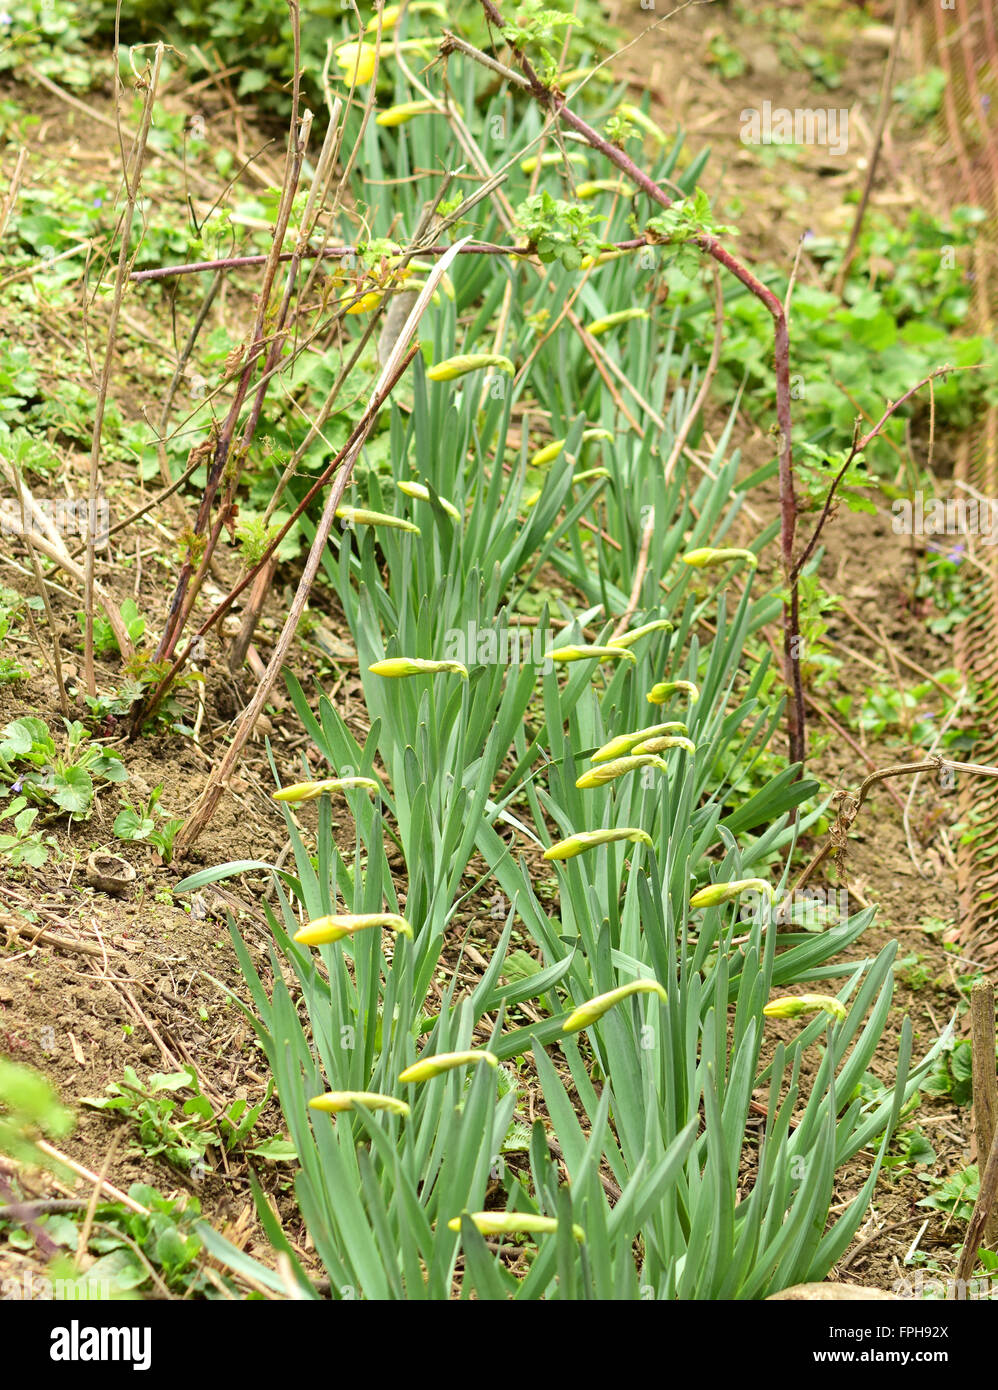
[336, 506, 420, 533]
[599, 617, 671, 661]
[575, 754, 668, 788]
[579, 248, 632, 270]
[531, 429, 612, 470]
[563, 978, 667, 1033]
[336, 42, 378, 84]
[398, 1050, 498, 1083]
[310, 1091, 410, 1116]
[294, 913, 414, 946]
[630, 735, 695, 756]
[376, 99, 464, 127]
[573, 467, 610, 485]
[393, 37, 437, 56]
[688, 878, 773, 910]
[586, 308, 650, 337]
[341, 287, 384, 314]
[368, 657, 468, 679]
[682, 547, 758, 569]
[647, 679, 699, 705]
[273, 777, 379, 803]
[426, 353, 514, 382]
[548, 644, 637, 665]
[394, 480, 461, 520]
[447, 1212, 584, 1241]
[531, 438, 566, 468]
[763, 994, 847, 1022]
[523, 488, 542, 508]
[607, 619, 674, 650]
[616, 102, 668, 144]
[366, 5, 402, 33]
[591, 722, 688, 763]
[576, 179, 631, 198]
[376, 100, 437, 126]
[519, 151, 590, 174]
[543, 827, 653, 861]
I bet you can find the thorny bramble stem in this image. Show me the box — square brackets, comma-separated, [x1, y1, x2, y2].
[791, 363, 975, 583]
[127, 238, 647, 282]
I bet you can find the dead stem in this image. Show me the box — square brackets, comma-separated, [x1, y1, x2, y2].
[11, 469, 70, 718]
[662, 265, 725, 485]
[83, 43, 165, 696]
[792, 756, 998, 897]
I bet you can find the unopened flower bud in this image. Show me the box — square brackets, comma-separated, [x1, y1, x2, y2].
[368, 658, 468, 679]
[426, 353, 514, 382]
[763, 994, 847, 1022]
[689, 879, 773, 910]
[563, 978, 667, 1033]
[398, 1050, 498, 1083]
[294, 913, 413, 946]
[543, 827, 653, 860]
[310, 1090, 410, 1116]
[575, 754, 668, 788]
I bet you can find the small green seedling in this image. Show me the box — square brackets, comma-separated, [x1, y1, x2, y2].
[113, 784, 184, 862]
